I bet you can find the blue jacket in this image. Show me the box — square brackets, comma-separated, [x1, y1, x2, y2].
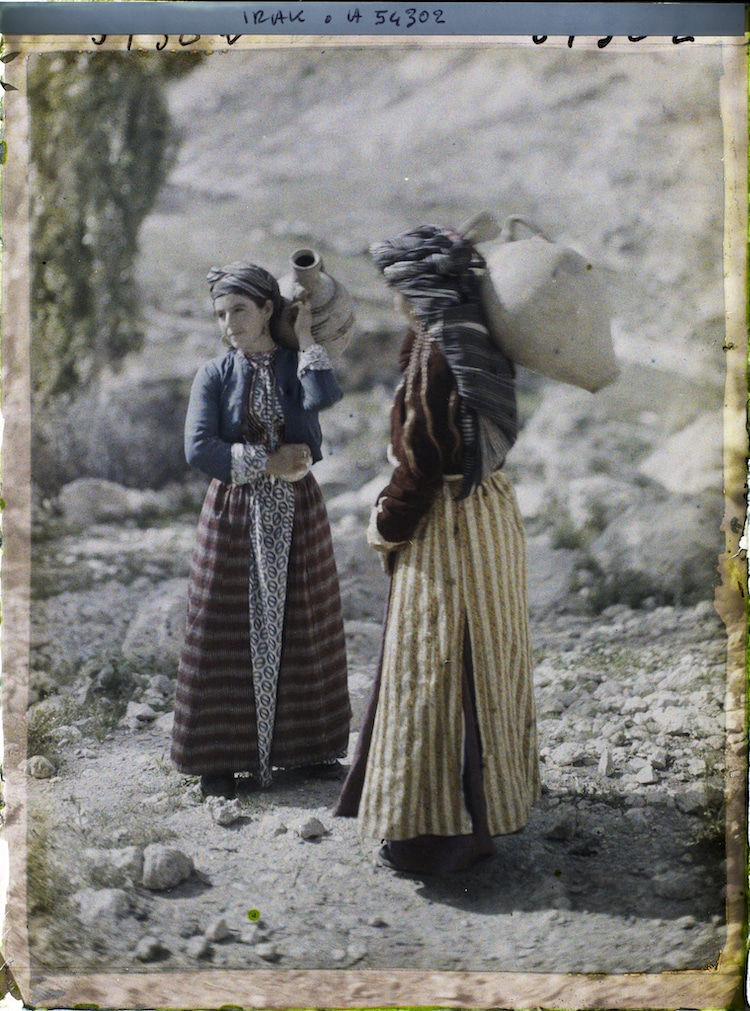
[184, 346, 343, 485]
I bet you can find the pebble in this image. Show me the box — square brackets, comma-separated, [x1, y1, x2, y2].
[24, 755, 56, 779]
[142, 844, 194, 890]
[367, 916, 388, 928]
[134, 936, 167, 963]
[205, 917, 232, 943]
[549, 743, 587, 767]
[255, 942, 281, 962]
[649, 749, 668, 771]
[206, 797, 244, 826]
[298, 817, 327, 840]
[597, 748, 615, 777]
[676, 785, 708, 814]
[178, 919, 202, 939]
[635, 763, 658, 785]
[346, 943, 368, 964]
[186, 936, 213, 960]
[121, 702, 158, 728]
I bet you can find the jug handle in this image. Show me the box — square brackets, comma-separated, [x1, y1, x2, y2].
[499, 215, 551, 244]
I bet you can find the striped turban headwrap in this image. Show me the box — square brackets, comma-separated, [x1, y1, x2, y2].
[206, 261, 282, 316]
[370, 224, 518, 498]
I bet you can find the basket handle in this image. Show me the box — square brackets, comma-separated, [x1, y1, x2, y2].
[499, 215, 551, 244]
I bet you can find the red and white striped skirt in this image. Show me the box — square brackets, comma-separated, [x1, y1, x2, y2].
[171, 471, 350, 779]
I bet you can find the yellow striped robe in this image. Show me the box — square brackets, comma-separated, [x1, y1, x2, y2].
[358, 470, 540, 840]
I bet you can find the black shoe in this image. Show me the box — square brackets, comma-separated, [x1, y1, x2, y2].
[299, 761, 347, 781]
[200, 774, 235, 799]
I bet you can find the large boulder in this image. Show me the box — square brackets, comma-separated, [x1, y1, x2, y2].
[526, 536, 579, 614]
[121, 578, 188, 666]
[639, 411, 722, 495]
[589, 491, 722, 606]
[59, 478, 132, 529]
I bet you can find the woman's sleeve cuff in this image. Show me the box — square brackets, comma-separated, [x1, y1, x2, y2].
[367, 501, 408, 553]
[297, 342, 333, 376]
[230, 442, 269, 484]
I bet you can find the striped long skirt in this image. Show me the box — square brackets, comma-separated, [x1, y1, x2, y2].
[356, 470, 540, 841]
[171, 472, 350, 782]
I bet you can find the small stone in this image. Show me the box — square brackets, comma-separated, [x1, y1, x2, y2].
[134, 936, 167, 963]
[179, 919, 202, 939]
[255, 942, 280, 962]
[597, 748, 615, 777]
[549, 743, 587, 767]
[649, 748, 669, 771]
[676, 785, 708, 814]
[120, 702, 159, 731]
[205, 917, 232, 943]
[206, 797, 244, 826]
[240, 925, 267, 945]
[24, 755, 56, 779]
[687, 757, 707, 777]
[330, 947, 347, 962]
[635, 763, 658, 785]
[677, 915, 698, 930]
[346, 943, 368, 964]
[142, 845, 194, 890]
[186, 936, 213, 960]
[273, 823, 288, 836]
[298, 817, 327, 840]
[367, 916, 388, 928]
[652, 706, 691, 736]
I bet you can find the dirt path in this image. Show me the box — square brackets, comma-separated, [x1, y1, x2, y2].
[24, 519, 729, 979]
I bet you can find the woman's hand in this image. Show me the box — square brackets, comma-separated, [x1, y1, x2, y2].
[266, 443, 312, 482]
[290, 299, 314, 351]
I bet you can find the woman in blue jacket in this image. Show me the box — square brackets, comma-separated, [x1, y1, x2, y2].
[171, 261, 350, 799]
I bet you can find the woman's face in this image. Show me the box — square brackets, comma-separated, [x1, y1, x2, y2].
[213, 292, 275, 355]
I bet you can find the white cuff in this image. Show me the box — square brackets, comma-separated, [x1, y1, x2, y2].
[231, 442, 269, 484]
[367, 501, 407, 553]
[297, 342, 333, 376]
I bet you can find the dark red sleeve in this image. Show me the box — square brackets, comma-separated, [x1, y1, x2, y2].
[375, 332, 462, 545]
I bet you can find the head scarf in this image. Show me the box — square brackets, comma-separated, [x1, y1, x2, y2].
[206, 261, 282, 317]
[370, 224, 517, 498]
[370, 225, 480, 323]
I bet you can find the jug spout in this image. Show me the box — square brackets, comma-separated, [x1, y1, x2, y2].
[277, 247, 355, 362]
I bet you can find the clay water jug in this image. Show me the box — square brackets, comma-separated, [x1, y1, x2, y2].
[276, 248, 355, 363]
[478, 216, 619, 393]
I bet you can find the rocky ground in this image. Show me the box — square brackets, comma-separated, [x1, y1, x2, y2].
[18, 470, 732, 981]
